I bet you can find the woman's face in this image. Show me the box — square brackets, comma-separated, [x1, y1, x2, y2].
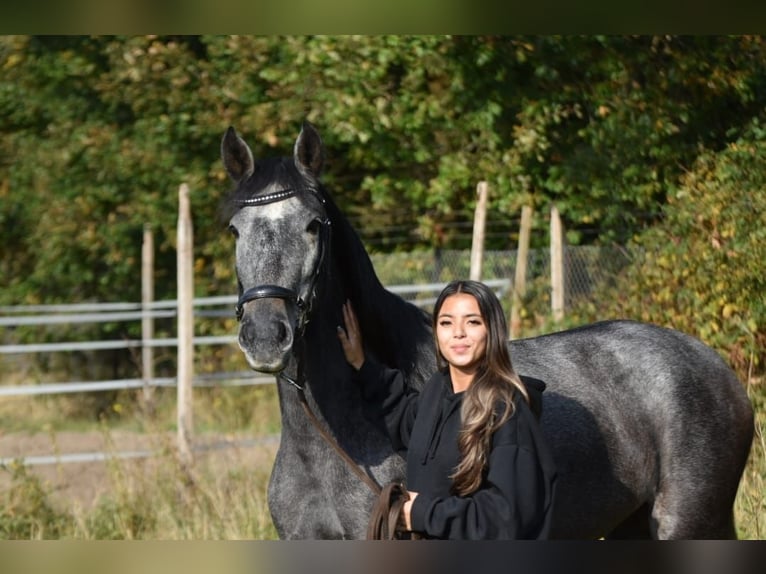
[435, 293, 488, 377]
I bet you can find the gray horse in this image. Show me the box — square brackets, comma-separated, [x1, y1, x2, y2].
[221, 121, 754, 539]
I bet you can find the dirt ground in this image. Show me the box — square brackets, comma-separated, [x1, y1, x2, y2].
[0, 430, 279, 510]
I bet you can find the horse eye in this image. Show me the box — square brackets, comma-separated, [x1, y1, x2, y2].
[228, 224, 239, 239]
[306, 219, 321, 235]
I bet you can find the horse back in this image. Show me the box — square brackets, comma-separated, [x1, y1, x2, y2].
[509, 320, 754, 539]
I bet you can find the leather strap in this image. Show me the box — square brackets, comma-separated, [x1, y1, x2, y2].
[280, 371, 382, 496]
[366, 482, 413, 540]
[291, 380, 418, 540]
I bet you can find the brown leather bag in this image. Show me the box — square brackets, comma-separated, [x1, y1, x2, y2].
[366, 482, 418, 540]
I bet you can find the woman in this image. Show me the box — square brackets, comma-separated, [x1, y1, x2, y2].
[337, 280, 557, 540]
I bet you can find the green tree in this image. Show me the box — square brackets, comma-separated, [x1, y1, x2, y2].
[2, 35, 766, 310]
[499, 35, 766, 243]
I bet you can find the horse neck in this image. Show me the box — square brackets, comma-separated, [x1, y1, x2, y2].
[282, 202, 434, 434]
[312, 209, 435, 383]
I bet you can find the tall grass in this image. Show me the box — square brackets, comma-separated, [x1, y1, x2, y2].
[0, 355, 762, 539]
[1, 447, 278, 539]
[734, 374, 765, 540]
[79, 451, 278, 539]
[0, 385, 281, 539]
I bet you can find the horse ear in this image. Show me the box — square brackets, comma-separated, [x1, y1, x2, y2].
[294, 121, 325, 176]
[221, 126, 255, 182]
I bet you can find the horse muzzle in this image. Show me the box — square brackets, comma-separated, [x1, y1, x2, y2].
[236, 285, 306, 373]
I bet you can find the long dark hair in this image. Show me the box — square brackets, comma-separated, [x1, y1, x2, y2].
[432, 280, 529, 496]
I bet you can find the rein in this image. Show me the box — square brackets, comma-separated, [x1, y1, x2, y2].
[279, 370, 382, 496]
[280, 370, 413, 540]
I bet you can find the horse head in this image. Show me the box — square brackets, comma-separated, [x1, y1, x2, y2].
[221, 122, 330, 373]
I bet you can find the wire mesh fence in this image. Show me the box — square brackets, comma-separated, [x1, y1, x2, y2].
[371, 245, 633, 314]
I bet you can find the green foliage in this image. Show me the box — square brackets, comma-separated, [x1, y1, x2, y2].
[603, 121, 766, 375]
[3, 34, 766, 407]
[4, 35, 766, 310]
[503, 36, 766, 243]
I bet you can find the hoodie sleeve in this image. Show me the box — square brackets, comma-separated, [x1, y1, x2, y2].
[520, 375, 546, 420]
[353, 358, 421, 454]
[409, 402, 557, 540]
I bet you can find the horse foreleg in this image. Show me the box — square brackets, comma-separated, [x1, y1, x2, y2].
[267, 447, 347, 539]
[649, 485, 739, 540]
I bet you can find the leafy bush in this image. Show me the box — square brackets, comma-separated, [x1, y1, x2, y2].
[604, 122, 766, 377]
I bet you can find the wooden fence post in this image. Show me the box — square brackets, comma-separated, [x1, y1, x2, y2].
[550, 204, 565, 323]
[177, 183, 194, 467]
[141, 224, 155, 414]
[470, 181, 488, 281]
[510, 205, 532, 339]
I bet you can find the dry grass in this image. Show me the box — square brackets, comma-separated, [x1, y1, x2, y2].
[0, 384, 281, 539]
[734, 375, 765, 540]
[72, 447, 279, 539]
[0, 430, 279, 539]
[0, 374, 763, 539]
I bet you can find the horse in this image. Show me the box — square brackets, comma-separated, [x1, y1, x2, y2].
[220, 121, 754, 539]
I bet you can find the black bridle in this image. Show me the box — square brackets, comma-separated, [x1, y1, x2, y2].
[234, 187, 331, 337]
[232, 185, 383, 499]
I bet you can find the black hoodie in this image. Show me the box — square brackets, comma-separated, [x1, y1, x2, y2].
[355, 359, 557, 540]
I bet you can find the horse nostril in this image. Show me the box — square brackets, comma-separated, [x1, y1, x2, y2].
[277, 319, 293, 349]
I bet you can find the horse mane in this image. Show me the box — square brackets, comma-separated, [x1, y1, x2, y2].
[321, 186, 434, 385]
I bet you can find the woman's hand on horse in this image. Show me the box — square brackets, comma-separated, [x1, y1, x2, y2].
[337, 300, 365, 370]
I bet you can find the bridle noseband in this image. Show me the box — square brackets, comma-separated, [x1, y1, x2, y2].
[233, 186, 331, 336]
[235, 285, 305, 322]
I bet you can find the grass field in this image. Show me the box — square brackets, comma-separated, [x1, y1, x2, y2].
[0, 376, 763, 540]
[735, 376, 766, 539]
[0, 385, 281, 539]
